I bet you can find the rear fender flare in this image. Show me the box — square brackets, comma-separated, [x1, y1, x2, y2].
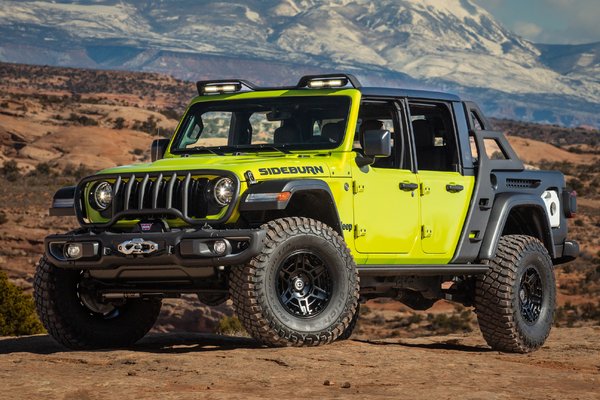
[479, 193, 555, 260]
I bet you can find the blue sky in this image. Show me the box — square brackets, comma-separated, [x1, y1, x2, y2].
[474, 0, 600, 44]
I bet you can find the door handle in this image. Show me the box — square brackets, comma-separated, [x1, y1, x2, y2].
[399, 182, 419, 191]
[446, 184, 464, 193]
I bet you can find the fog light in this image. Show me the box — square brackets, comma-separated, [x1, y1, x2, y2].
[65, 243, 83, 259]
[213, 240, 227, 255]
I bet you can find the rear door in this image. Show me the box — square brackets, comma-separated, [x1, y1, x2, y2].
[407, 101, 474, 255]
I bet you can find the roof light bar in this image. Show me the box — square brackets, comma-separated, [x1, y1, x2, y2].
[203, 84, 240, 94]
[196, 80, 248, 96]
[297, 74, 361, 89]
[195, 74, 362, 96]
[308, 78, 347, 88]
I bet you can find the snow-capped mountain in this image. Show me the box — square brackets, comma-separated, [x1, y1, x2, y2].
[0, 0, 598, 127]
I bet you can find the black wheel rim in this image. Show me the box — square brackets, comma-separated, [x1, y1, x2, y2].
[76, 272, 120, 319]
[519, 267, 543, 324]
[276, 250, 332, 318]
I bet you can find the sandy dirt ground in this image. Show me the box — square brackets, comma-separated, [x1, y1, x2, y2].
[1, 327, 599, 400]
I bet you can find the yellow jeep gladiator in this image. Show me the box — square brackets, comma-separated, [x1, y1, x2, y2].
[37, 74, 578, 352]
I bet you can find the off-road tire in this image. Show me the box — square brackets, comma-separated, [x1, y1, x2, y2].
[475, 235, 555, 353]
[230, 217, 359, 347]
[34, 256, 162, 349]
[197, 293, 229, 306]
[337, 303, 360, 341]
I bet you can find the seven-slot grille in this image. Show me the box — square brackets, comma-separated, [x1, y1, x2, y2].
[98, 172, 218, 220]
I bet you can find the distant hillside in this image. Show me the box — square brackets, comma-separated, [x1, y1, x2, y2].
[536, 42, 600, 77]
[492, 118, 600, 148]
[0, 61, 598, 175]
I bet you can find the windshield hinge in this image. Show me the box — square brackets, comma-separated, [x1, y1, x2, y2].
[353, 181, 364, 194]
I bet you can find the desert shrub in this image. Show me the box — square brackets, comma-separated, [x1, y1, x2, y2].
[555, 301, 600, 327]
[574, 219, 584, 227]
[132, 148, 144, 156]
[159, 107, 179, 120]
[0, 272, 45, 336]
[1, 160, 20, 182]
[67, 113, 98, 126]
[113, 117, 125, 129]
[0, 211, 7, 225]
[62, 163, 93, 179]
[31, 162, 52, 176]
[132, 116, 159, 134]
[426, 310, 473, 333]
[567, 178, 585, 195]
[0, 101, 9, 108]
[216, 316, 246, 335]
[407, 312, 423, 325]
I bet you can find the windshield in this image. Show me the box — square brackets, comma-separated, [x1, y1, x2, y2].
[171, 96, 351, 154]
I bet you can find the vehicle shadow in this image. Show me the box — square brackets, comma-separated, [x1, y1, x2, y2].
[352, 338, 494, 353]
[0, 334, 493, 355]
[0, 332, 261, 355]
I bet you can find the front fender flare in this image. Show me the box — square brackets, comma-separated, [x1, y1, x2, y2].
[238, 179, 341, 232]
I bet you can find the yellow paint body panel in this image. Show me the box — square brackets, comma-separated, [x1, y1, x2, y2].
[418, 171, 475, 255]
[85, 88, 474, 266]
[352, 167, 420, 255]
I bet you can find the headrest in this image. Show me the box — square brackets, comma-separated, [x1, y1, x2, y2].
[360, 119, 383, 134]
[413, 119, 435, 148]
[321, 121, 345, 143]
[274, 124, 301, 144]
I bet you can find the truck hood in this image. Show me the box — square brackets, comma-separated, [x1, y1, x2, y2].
[96, 154, 334, 179]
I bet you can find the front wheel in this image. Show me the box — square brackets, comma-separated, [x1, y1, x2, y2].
[34, 257, 162, 349]
[230, 217, 359, 347]
[475, 235, 555, 353]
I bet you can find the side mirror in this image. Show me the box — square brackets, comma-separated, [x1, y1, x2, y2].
[151, 138, 170, 162]
[363, 129, 391, 157]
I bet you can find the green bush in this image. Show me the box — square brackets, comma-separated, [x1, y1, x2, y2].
[62, 163, 93, 179]
[113, 117, 125, 129]
[1, 160, 20, 182]
[0, 272, 45, 336]
[426, 311, 473, 333]
[216, 316, 246, 335]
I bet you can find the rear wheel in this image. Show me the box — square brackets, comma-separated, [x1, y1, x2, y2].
[34, 256, 162, 349]
[475, 235, 555, 353]
[230, 217, 359, 346]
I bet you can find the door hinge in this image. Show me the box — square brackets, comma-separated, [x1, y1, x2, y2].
[421, 225, 433, 238]
[353, 181, 365, 194]
[420, 183, 431, 196]
[354, 225, 367, 238]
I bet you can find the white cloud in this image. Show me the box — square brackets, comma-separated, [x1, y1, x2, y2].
[474, 0, 600, 44]
[513, 21, 543, 40]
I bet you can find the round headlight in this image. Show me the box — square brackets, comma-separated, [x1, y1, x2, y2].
[213, 177, 234, 206]
[93, 181, 113, 210]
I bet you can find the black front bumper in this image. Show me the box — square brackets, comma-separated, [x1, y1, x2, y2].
[44, 228, 266, 270]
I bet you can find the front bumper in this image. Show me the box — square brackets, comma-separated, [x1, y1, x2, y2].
[44, 228, 266, 270]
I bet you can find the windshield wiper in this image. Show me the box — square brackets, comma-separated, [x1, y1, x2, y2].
[244, 145, 291, 155]
[187, 146, 224, 155]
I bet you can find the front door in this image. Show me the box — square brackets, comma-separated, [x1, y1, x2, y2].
[353, 168, 421, 254]
[352, 99, 421, 254]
